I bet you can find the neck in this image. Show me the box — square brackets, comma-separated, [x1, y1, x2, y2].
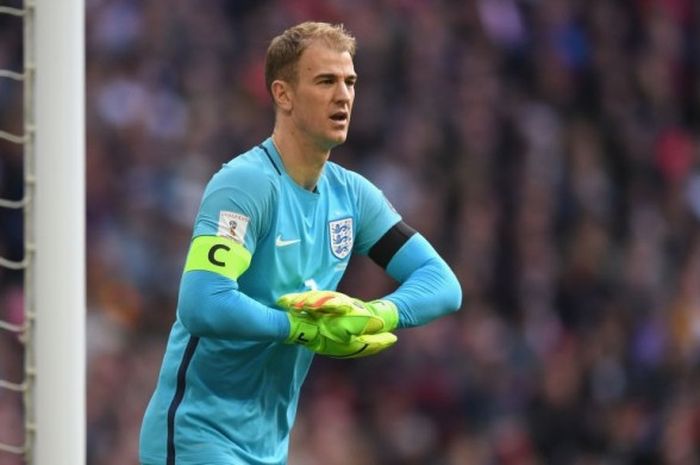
[272, 128, 329, 191]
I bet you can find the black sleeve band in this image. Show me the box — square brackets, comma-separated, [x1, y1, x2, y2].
[368, 221, 417, 269]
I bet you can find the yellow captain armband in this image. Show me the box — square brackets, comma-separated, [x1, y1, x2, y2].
[184, 235, 252, 280]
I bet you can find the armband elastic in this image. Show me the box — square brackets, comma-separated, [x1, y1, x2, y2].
[369, 221, 417, 269]
[184, 235, 252, 280]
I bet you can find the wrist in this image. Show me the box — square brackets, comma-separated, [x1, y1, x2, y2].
[285, 313, 319, 345]
[369, 299, 399, 331]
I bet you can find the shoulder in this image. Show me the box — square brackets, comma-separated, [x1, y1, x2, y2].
[207, 145, 281, 197]
[323, 161, 375, 192]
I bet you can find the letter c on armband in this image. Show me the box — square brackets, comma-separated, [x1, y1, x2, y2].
[184, 235, 252, 281]
[207, 243, 230, 267]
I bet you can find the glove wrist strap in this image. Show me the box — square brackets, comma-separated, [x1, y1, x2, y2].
[370, 300, 399, 331]
[286, 314, 319, 345]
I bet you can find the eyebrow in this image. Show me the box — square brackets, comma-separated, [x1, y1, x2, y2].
[314, 73, 358, 82]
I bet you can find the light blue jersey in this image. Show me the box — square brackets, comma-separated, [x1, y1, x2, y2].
[140, 138, 400, 465]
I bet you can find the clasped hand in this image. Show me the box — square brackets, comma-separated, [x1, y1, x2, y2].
[278, 290, 399, 358]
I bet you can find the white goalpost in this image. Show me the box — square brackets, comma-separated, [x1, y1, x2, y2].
[33, 0, 85, 463]
[0, 1, 85, 464]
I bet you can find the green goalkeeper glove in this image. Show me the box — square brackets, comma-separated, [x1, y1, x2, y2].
[285, 313, 397, 358]
[278, 290, 383, 343]
[278, 290, 399, 334]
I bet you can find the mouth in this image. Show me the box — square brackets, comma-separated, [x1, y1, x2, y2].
[329, 111, 349, 125]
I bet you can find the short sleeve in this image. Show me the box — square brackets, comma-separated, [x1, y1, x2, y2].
[192, 162, 276, 255]
[351, 172, 402, 255]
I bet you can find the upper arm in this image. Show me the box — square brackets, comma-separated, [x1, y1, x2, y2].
[183, 162, 276, 284]
[351, 172, 402, 256]
[192, 163, 276, 258]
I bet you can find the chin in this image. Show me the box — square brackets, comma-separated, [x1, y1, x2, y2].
[322, 133, 347, 150]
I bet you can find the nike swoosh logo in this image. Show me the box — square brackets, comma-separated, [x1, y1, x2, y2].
[275, 235, 301, 247]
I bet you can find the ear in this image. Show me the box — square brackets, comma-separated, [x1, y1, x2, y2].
[271, 80, 293, 112]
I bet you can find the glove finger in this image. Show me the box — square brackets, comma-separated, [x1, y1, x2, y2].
[331, 332, 398, 359]
[277, 291, 332, 314]
[354, 332, 398, 356]
[361, 314, 385, 334]
[310, 296, 375, 319]
[287, 291, 358, 316]
[277, 291, 341, 312]
[318, 313, 383, 343]
[302, 292, 355, 314]
[276, 292, 306, 310]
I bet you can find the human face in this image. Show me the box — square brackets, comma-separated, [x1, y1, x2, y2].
[288, 41, 357, 151]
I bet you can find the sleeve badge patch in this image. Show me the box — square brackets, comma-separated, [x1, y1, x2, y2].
[217, 211, 250, 244]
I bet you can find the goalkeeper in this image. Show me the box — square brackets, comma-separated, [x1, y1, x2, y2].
[139, 21, 461, 465]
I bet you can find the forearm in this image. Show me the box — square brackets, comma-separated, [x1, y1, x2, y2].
[177, 270, 289, 340]
[383, 234, 462, 328]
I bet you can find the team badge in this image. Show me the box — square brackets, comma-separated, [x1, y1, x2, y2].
[217, 211, 249, 244]
[329, 217, 353, 259]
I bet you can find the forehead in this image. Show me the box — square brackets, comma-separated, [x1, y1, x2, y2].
[297, 41, 355, 78]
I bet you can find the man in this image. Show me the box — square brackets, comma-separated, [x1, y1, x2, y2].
[139, 21, 462, 465]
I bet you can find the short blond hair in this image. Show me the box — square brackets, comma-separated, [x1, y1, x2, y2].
[265, 21, 356, 97]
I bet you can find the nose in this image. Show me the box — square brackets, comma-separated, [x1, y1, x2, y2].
[334, 82, 352, 102]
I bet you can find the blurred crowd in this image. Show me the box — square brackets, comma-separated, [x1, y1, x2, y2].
[1, 0, 700, 464]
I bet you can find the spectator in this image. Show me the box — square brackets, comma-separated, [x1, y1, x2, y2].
[0, 0, 698, 463]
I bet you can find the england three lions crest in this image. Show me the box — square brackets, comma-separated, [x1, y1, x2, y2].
[329, 218, 353, 259]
